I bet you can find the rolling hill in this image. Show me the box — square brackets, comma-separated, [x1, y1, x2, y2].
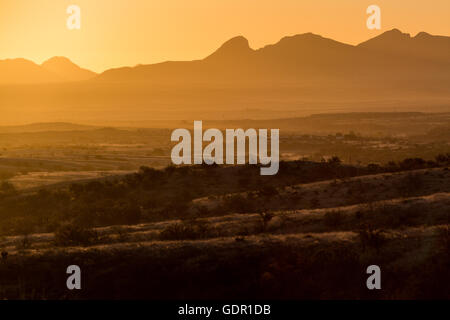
[41, 57, 97, 81]
[0, 58, 61, 84]
[0, 57, 97, 84]
[0, 162, 448, 299]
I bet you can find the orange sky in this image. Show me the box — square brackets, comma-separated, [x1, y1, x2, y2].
[0, 0, 449, 72]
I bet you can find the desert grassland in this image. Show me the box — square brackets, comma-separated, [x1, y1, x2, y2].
[1, 113, 449, 190]
[0, 167, 448, 299]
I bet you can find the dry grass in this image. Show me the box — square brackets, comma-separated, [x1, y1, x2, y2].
[0, 167, 448, 299]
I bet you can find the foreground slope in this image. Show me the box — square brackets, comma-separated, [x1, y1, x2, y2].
[0, 165, 448, 299]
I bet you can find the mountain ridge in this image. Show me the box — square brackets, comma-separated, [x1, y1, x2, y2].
[1, 29, 449, 85]
[1, 29, 449, 124]
[41, 57, 97, 81]
[0, 56, 97, 84]
[94, 29, 450, 83]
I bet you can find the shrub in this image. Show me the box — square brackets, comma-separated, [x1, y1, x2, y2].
[111, 226, 129, 242]
[374, 204, 422, 228]
[258, 212, 274, 232]
[327, 156, 341, 165]
[258, 186, 278, 198]
[437, 226, 449, 253]
[398, 174, 424, 196]
[194, 205, 210, 216]
[310, 197, 320, 208]
[435, 153, 450, 166]
[16, 234, 31, 250]
[223, 194, 254, 213]
[358, 226, 387, 252]
[54, 224, 98, 247]
[0, 181, 16, 198]
[159, 220, 210, 241]
[323, 210, 344, 228]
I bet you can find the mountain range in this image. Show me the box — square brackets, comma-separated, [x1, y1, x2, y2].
[1, 29, 449, 124]
[96, 29, 450, 85]
[0, 56, 96, 84]
[1, 29, 449, 85]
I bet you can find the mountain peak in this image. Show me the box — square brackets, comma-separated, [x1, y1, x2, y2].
[205, 36, 253, 61]
[42, 56, 75, 66]
[358, 29, 450, 64]
[358, 29, 411, 48]
[44, 56, 71, 62]
[0, 58, 61, 84]
[414, 31, 431, 39]
[282, 32, 322, 40]
[378, 28, 411, 40]
[41, 56, 96, 81]
[262, 32, 352, 54]
[386, 28, 403, 34]
[221, 36, 250, 50]
[0, 58, 38, 66]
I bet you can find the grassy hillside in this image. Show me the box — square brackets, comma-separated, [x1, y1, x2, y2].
[0, 157, 448, 299]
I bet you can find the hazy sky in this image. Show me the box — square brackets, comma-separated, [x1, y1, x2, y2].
[0, 0, 449, 72]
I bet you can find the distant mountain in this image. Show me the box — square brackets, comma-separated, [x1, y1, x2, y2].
[41, 57, 97, 81]
[96, 32, 359, 83]
[2, 29, 448, 85]
[1, 29, 449, 124]
[95, 29, 450, 86]
[204, 36, 253, 62]
[358, 29, 450, 64]
[0, 57, 96, 84]
[0, 58, 61, 84]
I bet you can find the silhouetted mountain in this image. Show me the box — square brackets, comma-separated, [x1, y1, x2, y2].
[41, 57, 97, 81]
[0, 58, 61, 84]
[0, 57, 96, 84]
[205, 36, 253, 62]
[358, 29, 450, 64]
[1, 29, 449, 124]
[95, 30, 450, 85]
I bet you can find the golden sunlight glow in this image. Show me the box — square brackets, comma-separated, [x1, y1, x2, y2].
[0, 0, 449, 72]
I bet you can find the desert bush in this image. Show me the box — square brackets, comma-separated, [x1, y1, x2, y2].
[194, 205, 210, 216]
[0, 181, 16, 198]
[159, 220, 210, 241]
[16, 234, 31, 250]
[223, 194, 254, 213]
[111, 226, 129, 242]
[370, 203, 423, 228]
[398, 158, 427, 171]
[258, 185, 278, 198]
[327, 156, 341, 165]
[358, 225, 387, 252]
[323, 210, 344, 228]
[437, 226, 449, 253]
[309, 197, 319, 208]
[435, 153, 450, 165]
[238, 176, 251, 188]
[258, 212, 274, 232]
[367, 163, 381, 173]
[54, 224, 98, 247]
[398, 173, 424, 196]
